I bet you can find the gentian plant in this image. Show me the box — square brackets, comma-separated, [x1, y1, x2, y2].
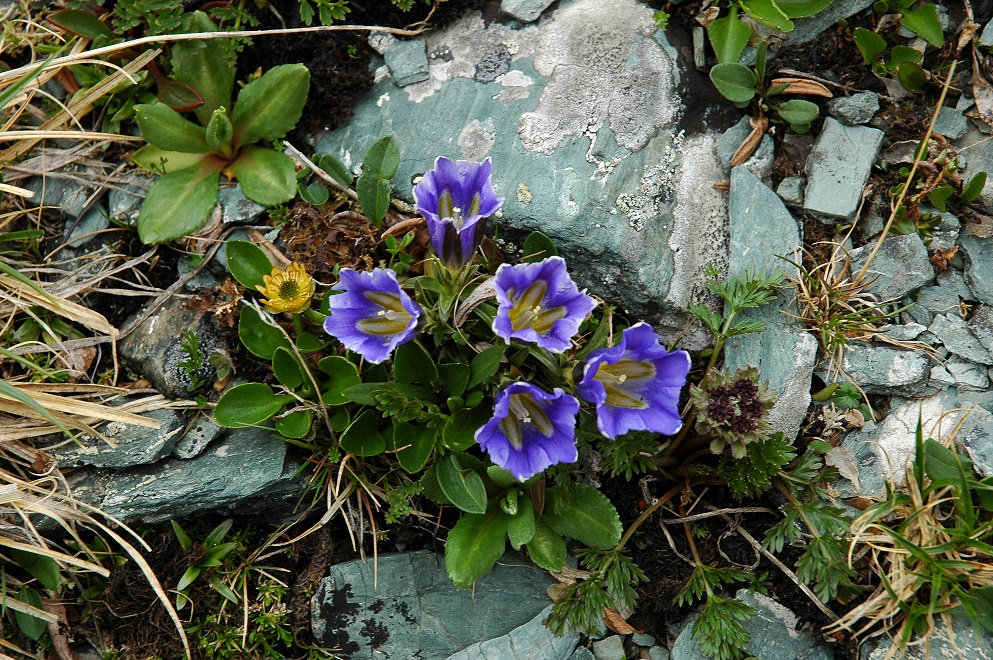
[212, 151, 849, 655]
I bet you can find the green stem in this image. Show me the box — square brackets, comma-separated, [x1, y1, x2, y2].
[302, 307, 327, 325]
[293, 313, 305, 336]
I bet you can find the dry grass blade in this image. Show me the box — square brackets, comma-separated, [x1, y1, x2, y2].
[0, 273, 117, 336]
[768, 78, 834, 98]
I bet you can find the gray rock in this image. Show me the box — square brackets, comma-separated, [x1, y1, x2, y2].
[827, 92, 879, 126]
[385, 38, 431, 87]
[64, 204, 110, 248]
[118, 297, 230, 399]
[649, 647, 670, 660]
[930, 357, 990, 391]
[108, 174, 152, 223]
[824, 343, 930, 396]
[67, 426, 306, 524]
[172, 413, 225, 459]
[981, 19, 993, 47]
[315, 0, 729, 341]
[958, 404, 993, 477]
[968, 304, 993, 356]
[42, 408, 186, 469]
[917, 284, 963, 316]
[926, 207, 961, 252]
[671, 590, 832, 660]
[772, 0, 874, 51]
[880, 322, 927, 341]
[724, 167, 815, 442]
[591, 636, 626, 660]
[859, 615, 993, 659]
[901, 300, 933, 327]
[632, 633, 656, 647]
[959, 231, 993, 305]
[312, 552, 556, 658]
[958, 125, 993, 213]
[450, 605, 579, 659]
[929, 313, 993, 364]
[804, 118, 884, 223]
[847, 233, 933, 302]
[502, 0, 556, 22]
[718, 116, 774, 179]
[776, 176, 805, 207]
[23, 168, 98, 218]
[932, 106, 969, 140]
[219, 184, 267, 225]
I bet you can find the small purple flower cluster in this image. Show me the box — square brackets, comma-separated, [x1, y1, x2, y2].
[322, 156, 691, 482]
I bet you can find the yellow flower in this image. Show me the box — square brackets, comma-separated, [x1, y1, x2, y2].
[257, 262, 315, 314]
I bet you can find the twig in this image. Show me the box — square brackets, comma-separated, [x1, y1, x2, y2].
[660, 506, 778, 525]
[283, 141, 358, 202]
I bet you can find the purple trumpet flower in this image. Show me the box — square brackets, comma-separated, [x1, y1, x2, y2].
[413, 156, 503, 269]
[323, 268, 422, 364]
[492, 256, 596, 353]
[475, 382, 580, 482]
[577, 322, 691, 439]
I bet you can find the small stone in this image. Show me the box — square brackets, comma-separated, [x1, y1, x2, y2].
[219, 184, 267, 225]
[827, 91, 879, 125]
[718, 116, 774, 179]
[960, 230, 993, 305]
[859, 615, 993, 659]
[927, 207, 961, 252]
[172, 414, 225, 459]
[929, 313, 993, 364]
[502, 0, 556, 22]
[632, 632, 656, 647]
[384, 38, 430, 87]
[958, 405, 993, 477]
[880, 322, 927, 341]
[931, 357, 990, 391]
[776, 176, 805, 207]
[804, 118, 884, 222]
[917, 284, 963, 315]
[932, 106, 969, 140]
[569, 647, 596, 660]
[23, 168, 98, 218]
[591, 635, 626, 660]
[64, 204, 109, 248]
[824, 343, 930, 396]
[981, 19, 993, 47]
[968, 304, 993, 355]
[648, 646, 671, 660]
[847, 233, 933, 302]
[108, 174, 152, 223]
[367, 31, 397, 54]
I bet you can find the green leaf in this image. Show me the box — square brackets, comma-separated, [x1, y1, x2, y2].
[923, 438, 974, 482]
[468, 345, 506, 389]
[526, 519, 566, 571]
[136, 159, 223, 244]
[445, 504, 510, 588]
[204, 519, 233, 548]
[135, 102, 211, 153]
[708, 6, 752, 65]
[238, 305, 290, 359]
[299, 180, 330, 205]
[508, 496, 536, 550]
[231, 64, 311, 147]
[543, 484, 623, 549]
[777, 98, 819, 133]
[928, 184, 954, 212]
[522, 231, 559, 263]
[340, 383, 385, 407]
[131, 144, 207, 174]
[963, 172, 987, 202]
[205, 107, 233, 155]
[225, 240, 272, 290]
[740, 0, 794, 31]
[276, 409, 313, 438]
[388, 422, 437, 472]
[853, 27, 887, 64]
[272, 346, 305, 389]
[230, 146, 298, 207]
[709, 63, 758, 104]
[442, 407, 491, 452]
[774, 0, 833, 17]
[356, 136, 400, 225]
[177, 566, 201, 591]
[890, 45, 924, 65]
[339, 410, 386, 457]
[901, 4, 944, 47]
[214, 382, 293, 427]
[10, 549, 60, 592]
[319, 356, 361, 405]
[297, 332, 328, 353]
[156, 77, 204, 113]
[896, 61, 928, 93]
[438, 363, 470, 398]
[172, 11, 235, 125]
[14, 587, 47, 640]
[316, 153, 354, 188]
[393, 341, 438, 385]
[48, 9, 116, 39]
[437, 454, 488, 514]
[171, 519, 193, 552]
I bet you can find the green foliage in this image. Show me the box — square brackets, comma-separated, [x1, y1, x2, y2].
[132, 18, 311, 243]
[171, 519, 240, 610]
[178, 330, 206, 391]
[356, 136, 401, 225]
[716, 432, 795, 498]
[545, 548, 647, 636]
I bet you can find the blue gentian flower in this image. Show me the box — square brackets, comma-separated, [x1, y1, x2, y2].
[475, 382, 580, 482]
[323, 268, 422, 364]
[577, 322, 690, 439]
[413, 156, 503, 269]
[492, 256, 596, 353]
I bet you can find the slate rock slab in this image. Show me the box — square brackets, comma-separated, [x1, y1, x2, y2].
[671, 590, 834, 660]
[929, 313, 993, 364]
[311, 552, 556, 658]
[803, 118, 884, 223]
[41, 408, 186, 469]
[820, 343, 930, 396]
[316, 0, 732, 342]
[847, 233, 933, 302]
[67, 426, 307, 524]
[449, 605, 579, 659]
[859, 616, 993, 659]
[958, 231, 993, 306]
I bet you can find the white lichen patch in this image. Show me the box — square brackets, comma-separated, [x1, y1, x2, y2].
[516, 183, 533, 206]
[493, 70, 535, 106]
[458, 118, 496, 160]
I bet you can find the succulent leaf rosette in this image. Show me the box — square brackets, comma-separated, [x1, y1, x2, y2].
[413, 156, 504, 269]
